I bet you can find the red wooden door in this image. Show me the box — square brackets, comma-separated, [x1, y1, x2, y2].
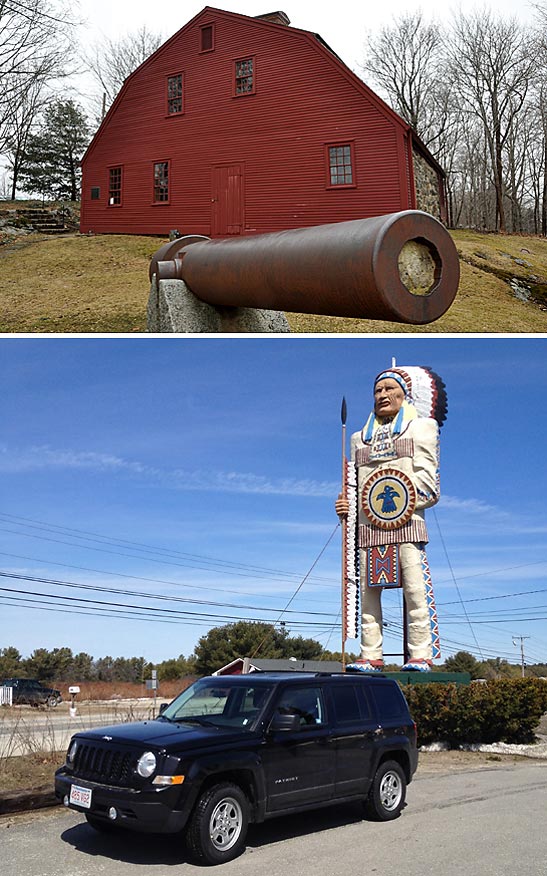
[211, 163, 244, 236]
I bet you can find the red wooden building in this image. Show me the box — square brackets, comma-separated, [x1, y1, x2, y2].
[80, 7, 447, 237]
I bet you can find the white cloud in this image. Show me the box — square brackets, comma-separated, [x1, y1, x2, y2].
[0, 444, 336, 497]
[438, 494, 501, 516]
[0, 444, 154, 475]
[169, 468, 337, 497]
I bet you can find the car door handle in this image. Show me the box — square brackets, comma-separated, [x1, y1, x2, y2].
[367, 726, 383, 738]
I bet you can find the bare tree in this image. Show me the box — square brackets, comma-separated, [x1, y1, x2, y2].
[361, 10, 465, 227]
[361, 12, 451, 151]
[3, 75, 51, 198]
[85, 26, 163, 122]
[447, 10, 537, 232]
[521, 98, 546, 234]
[0, 0, 76, 163]
[532, 2, 547, 234]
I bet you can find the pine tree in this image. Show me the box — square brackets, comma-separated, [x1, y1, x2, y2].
[18, 99, 90, 201]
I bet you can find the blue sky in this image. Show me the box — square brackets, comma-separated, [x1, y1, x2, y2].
[1, 336, 547, 670]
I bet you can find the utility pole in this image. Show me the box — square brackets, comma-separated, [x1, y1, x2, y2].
[512, 636, 530, 678]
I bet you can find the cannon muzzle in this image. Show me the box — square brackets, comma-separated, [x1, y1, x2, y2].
[149, 211, 459, 325]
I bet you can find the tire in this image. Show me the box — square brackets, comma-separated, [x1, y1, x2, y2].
[85, 813, 120, 834]
[364, 760, 406, 821]
[186, 782, 249, 865]
[46, 696, 58, 708]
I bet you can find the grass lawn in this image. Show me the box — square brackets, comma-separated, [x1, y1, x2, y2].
[1, 229, 547, 333]
[0, 234, 162, 333]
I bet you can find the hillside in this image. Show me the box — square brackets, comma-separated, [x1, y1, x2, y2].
[1, 221, 547, 333]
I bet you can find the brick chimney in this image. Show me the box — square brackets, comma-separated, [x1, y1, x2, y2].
[254, 11, 291, 26]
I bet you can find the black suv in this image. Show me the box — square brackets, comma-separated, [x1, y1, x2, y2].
[2, 678, 62, 708]
[55, 672, 418, 864]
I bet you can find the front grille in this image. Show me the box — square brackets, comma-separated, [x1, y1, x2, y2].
[72, 743, 134, 786]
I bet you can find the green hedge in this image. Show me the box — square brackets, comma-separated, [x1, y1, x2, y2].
[403, 678, 547, 747]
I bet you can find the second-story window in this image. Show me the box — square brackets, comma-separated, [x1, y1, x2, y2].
[153, 161, 169, 203]
[108, 166, 122, 205]
[200, 24, 214, 52]
[234, 57, 255, 96]
[167, 74, 183, 115]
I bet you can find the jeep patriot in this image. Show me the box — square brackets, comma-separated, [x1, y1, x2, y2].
[55, 672, 418, 864]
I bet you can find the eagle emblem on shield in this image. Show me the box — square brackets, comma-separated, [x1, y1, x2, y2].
[361, 468, 417, 530]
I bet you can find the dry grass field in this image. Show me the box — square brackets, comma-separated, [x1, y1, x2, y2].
[1, 226, 547, 333]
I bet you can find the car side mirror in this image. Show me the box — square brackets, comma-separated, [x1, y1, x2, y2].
[269, 712, 301, 733]
[158, 702, 169, 714]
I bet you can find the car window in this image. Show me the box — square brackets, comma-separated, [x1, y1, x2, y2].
[368, 682, 406, 718]
[162, 680, 273, 728]
[331, 684, 370, 724]
[274, 686, 326, 726]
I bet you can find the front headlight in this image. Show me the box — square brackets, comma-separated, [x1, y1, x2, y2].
[67, 739, 78, 764]
[137, 750, 157, 778]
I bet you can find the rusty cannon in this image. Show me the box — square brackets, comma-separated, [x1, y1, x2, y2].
[148, 211, 460, 332]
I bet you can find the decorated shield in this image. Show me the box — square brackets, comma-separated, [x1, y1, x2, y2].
[361, 468, 417, 530]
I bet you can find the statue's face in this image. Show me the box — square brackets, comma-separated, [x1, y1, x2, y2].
[374, 378, 405, 418]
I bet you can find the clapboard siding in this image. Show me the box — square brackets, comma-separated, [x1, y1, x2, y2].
[81, 7, 444, 236]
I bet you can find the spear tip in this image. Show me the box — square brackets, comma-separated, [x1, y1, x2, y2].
[341, 396, 347, 425]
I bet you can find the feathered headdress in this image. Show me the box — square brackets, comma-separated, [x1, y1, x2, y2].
[387, 366, 448, 427]
[362, 365, 447, 441]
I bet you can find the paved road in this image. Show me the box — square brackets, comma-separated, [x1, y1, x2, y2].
[2, 761, 547, 876]
[0, 701, 155, 757]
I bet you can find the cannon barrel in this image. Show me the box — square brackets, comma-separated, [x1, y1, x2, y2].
[149, 211, 459, 325]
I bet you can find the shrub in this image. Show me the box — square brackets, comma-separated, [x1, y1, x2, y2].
[404, 678, 547, 747]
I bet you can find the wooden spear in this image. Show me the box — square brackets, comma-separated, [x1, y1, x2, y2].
[341, 396, 348, 671]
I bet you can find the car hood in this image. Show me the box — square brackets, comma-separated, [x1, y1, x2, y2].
[74, 718, 252, 749]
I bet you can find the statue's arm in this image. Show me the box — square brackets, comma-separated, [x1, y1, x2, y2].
[412, 419, 440, 509]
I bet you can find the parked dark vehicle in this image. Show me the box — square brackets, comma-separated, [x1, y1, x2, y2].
[1, 677, 62, 708]
[55, 672, 418, 865]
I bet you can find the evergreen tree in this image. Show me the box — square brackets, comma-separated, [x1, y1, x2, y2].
[70, 652, 94, 681]
[193, 621, 288, 677]
[443, 650, 480, 678]
[18, 99, 90, 201]
[157, 655, 195, 681]
[24, 646, 73, 680]
[193, 621, 328, 677]
[0, 646, 22, 677]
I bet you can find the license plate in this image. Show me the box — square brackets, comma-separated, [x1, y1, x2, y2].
[69, 784, 92, 809]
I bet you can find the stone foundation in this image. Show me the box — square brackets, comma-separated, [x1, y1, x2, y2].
[413, 149, 442, 221]
[147, 276, 291, 333]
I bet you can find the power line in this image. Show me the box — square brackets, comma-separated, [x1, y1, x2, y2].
[0, 550, 295, 602]
[0, 570, 337, 620]
[0, 586, 337, 629]
[250, 523, 340, 658]
[0, 595, 218, 628]
[441, 616, 547, 625]
[0, 511, 335, 582]
[432, 508, 486, 660]
[3, 510, 546, 600]
[0, 523, 334, 588]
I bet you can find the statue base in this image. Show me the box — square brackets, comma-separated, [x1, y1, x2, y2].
[147, 276, 291, 333]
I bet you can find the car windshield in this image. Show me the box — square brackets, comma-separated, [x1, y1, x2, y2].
[160, 680, 274, 729]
